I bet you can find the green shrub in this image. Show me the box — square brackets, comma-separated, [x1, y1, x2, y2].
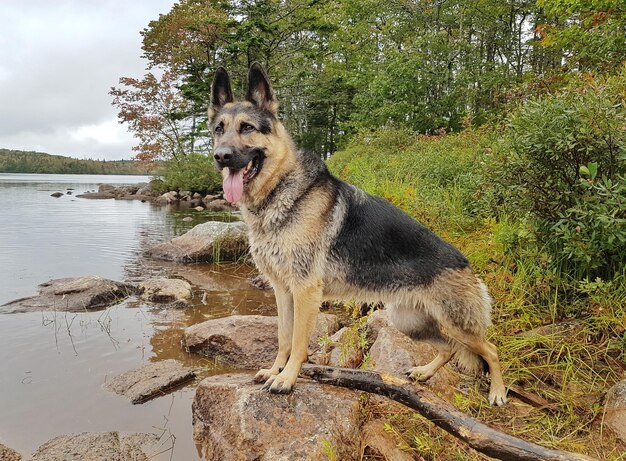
[148, 178, 169, 194]
[159, 153, 221, 193]
[552, 174, 626, 277]
[486, 70, 626, 278]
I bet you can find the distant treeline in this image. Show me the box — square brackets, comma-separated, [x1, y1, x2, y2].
[0, 149, 151, 175]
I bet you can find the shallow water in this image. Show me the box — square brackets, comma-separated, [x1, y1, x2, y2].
[0, 174, 275, 460]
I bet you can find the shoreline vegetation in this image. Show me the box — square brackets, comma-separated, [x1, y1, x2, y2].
[0, 148, 151, 175]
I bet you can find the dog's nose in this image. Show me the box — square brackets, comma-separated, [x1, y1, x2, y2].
[213, 147, 232, 165]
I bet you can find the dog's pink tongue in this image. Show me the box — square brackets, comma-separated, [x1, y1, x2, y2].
[223, 169, 244, 203]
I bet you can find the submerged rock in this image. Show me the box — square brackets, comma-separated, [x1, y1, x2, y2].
[139, 278, 192, 307]
[0, 443, 21, 461]
[1, 276, 137, 313]
[605, 380, 626, 444]
[193, 373, 362, 461]
[30, 432, 161, 461]
[146, 221, 248, 263]
[184, 313, 340, 369]
[104, 359, 196, 404]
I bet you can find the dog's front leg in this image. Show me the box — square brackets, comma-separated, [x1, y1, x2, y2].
[263, 282, 322, 394]
[254, 285, 293, 383]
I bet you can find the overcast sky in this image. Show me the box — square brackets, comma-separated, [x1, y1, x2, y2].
[0, 0, 176, 160]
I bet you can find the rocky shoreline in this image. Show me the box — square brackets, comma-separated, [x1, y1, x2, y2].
[74, 183, 238, 213]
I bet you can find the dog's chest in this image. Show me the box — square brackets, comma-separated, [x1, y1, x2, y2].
[249, 227, 290, 271]
[244, 212, 319, 283]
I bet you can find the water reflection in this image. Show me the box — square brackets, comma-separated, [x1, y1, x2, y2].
[0, 174, 275, 460]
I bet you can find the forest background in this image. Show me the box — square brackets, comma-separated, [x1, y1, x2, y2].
[111, 1, 626, 459]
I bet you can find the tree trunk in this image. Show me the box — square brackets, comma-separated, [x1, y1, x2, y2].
[300, 365, 597, 461]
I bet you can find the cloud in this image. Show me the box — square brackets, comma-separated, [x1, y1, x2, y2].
[0, 0, 176, 160]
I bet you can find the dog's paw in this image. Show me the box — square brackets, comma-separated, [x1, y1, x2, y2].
[254, 368, 277, 383]
[262, 373, 296, 394]
[488, 388, 508, 406]
[405, 366, 433, 382]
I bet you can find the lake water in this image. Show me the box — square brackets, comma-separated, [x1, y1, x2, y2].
[0, 173, 174, 304]
[0, 174, 276, 460]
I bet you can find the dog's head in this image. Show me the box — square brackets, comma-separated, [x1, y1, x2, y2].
[209, 63, 295, 205]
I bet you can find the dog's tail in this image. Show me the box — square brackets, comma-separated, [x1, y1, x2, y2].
[451, 341, 489, 375]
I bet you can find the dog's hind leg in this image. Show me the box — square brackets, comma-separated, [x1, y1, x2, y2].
[254, 284, 293, 383]
[406, 342, 453, 381]
[387, 303, 454, 381]
[264, 281, 322, 394]
[444, 325, 508, 406]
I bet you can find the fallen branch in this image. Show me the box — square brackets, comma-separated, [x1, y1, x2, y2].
[301, 365, 596, 461]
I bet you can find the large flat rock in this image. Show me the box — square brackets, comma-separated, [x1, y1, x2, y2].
[1, 276, 137, 313]
[146, 221, 248, 263]
[30, 432, 161, 461]
[184, 313, 340, 369]
[193, 373, 362, 461]
[138, 278, 192, 307]
[104, 359, 196, 404]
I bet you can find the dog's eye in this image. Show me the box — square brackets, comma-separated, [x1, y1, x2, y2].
[214, 124, 224, 135]
[240, 123, 256, 134]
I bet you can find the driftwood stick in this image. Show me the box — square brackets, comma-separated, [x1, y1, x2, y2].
[301, 365, 596, 461]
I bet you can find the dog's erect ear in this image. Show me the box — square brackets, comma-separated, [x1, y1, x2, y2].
[209, 67, 233, 120]
[246, 63, 278, 115]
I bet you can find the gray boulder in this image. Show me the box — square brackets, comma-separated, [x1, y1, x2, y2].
[1, 276, 137, 313]
[192, 373, 362, 461]
[30, 432, 161, 461]
[368, 326, 459, 398]
[146, 221, 248, 263]
[104, 359, 196, 404]
[98, 184, 116, 193]
[155, 191, 178, 205]
[136, 184, 153, 196]
[605, 380, 626, 444]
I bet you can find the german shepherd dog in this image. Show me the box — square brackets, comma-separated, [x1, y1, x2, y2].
[209, 63, 508, 405]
